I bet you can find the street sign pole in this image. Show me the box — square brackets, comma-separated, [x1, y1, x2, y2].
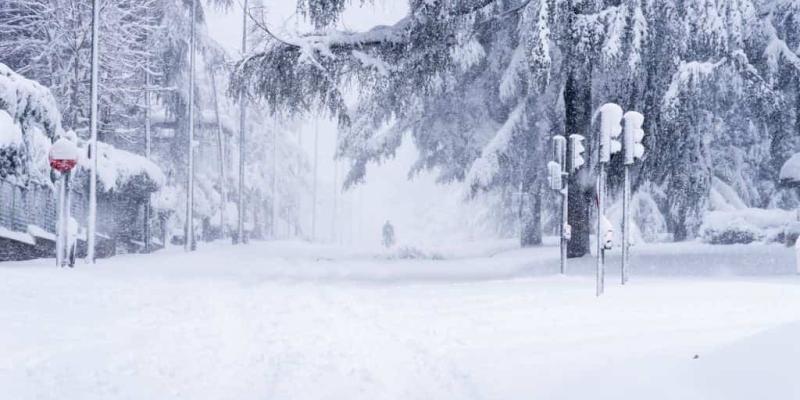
[50, 138, 79, 268]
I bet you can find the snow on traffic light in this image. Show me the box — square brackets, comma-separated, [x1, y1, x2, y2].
[623, 111, 645, 165]
[597, 103, 623, 163]
[569, 134, 586, 173]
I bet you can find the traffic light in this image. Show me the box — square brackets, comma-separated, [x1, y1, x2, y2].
[552, 136, 566, 169]
[547, 161, 562, 191]
[597, 103, 623, 163]
[569, 134, 586, 173]
[623, 111, 645, 165]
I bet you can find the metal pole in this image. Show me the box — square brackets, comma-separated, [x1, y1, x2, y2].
[185, 0, 196, 252]
[311, 118, 319, 241]
[57, 174, 66, 267]
[144, 69, 152, 253]
[332, 159, 338, 244]
[561, 179, 568, 275]
[622, 164, 631, 284]
[211, 70, 227, 239]
[597, 164, 605, 296]
[237, 0, 249, 244]
[64, 171, 72, 267]
[86, 0, 100, 263]
[272, 127, 278, 238]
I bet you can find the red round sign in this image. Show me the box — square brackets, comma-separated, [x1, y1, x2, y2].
[49, 159, 78, 172]
[49, 138, 80, 173]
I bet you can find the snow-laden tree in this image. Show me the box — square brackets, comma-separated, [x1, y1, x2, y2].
[232, 0, 653, 251]
[232, 0, 800, 248]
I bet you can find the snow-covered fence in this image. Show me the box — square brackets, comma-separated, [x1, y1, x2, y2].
[0, 177, 86, 261]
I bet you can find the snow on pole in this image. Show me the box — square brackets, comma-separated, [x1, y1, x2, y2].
[86, 0, 100, 264]
[237, 0, 248, 245]
[185, 0, 197, 252]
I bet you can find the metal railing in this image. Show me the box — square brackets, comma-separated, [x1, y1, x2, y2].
[0, 178, 84, 240]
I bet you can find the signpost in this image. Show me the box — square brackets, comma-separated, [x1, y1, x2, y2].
[49, 138, 80, 268]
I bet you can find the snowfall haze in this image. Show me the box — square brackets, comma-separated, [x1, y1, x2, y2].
[1, 0, 800, 399]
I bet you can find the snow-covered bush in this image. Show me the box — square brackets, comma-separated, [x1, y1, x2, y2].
[700, 208, 796, 245]
[0, 64, 62, 182]
[700, 217, 762, 245]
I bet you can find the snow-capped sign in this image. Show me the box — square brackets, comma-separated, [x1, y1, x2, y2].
[597, 103, 623, 163]
[49, 137, 79, 172]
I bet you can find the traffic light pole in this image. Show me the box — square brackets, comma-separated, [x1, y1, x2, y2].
[560, 182, 568, 275]
[596, 163, 605, 297]
[622, 164, 631, 284]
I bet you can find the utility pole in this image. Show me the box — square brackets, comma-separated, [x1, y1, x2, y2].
[237, 0, 249, 244]
[144, 69, 152, 253]
[86, 0, 100, 263]
[311, 118, 319, 241]
[185, 0, 197, 252]
[332, 159, 339, 243]
[210, 70, 227, 239]
[272, 127, 278, 238]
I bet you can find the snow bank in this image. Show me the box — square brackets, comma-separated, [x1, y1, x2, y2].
[700, 208, 795, 244]
[779, 153, 800, 186]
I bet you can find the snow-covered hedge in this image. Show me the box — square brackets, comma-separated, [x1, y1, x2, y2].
[700, 208, 796, 245]
[0, 63, 63, 182]
[77, 141, 166, 195]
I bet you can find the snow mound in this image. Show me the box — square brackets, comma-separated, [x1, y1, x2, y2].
[779, 153, 800, 186]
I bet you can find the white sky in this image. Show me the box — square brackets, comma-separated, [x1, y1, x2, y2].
[206, 2, 495, 249]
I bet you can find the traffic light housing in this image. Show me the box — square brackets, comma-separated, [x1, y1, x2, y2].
[597, 103, 623, 163]
[547, 161, 562, 191]
[569, 134, 586, 173]
[552, 136, 567, 169]
[623, 111, 645, 165]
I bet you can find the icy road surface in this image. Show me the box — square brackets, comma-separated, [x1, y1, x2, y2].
[1, 240, 799, 399]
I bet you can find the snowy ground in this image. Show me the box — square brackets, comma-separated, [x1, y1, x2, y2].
[1, 240, 799, 399]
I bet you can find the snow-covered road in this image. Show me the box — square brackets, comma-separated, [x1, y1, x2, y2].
[1, 241, 799, 399]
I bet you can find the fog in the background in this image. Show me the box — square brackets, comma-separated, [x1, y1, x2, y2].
[206, 2, 496, 249]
